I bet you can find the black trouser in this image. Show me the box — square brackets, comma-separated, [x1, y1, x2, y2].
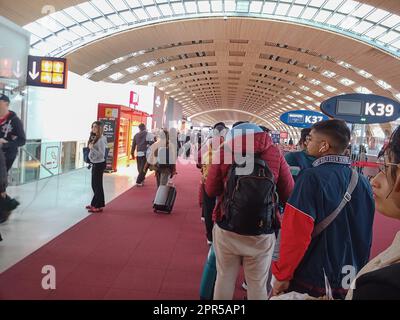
[202, 184, 216, 242]
[91, 161, 106, 208]
[136, 156, 147, 184]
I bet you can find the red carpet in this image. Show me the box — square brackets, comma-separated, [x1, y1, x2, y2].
[0, 162, 397, 300]
[0, 163, 246, 300]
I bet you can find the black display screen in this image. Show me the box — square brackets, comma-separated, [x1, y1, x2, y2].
[336, 100, 363, 115]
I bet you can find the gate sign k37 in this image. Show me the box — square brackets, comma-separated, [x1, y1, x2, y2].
[280, 110, 329, 128]
[320, 93, 400, 124]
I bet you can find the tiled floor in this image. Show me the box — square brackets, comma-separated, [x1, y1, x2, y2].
[0, 165, 144, 273]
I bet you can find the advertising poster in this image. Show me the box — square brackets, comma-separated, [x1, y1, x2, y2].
[100, 118, 116, 171]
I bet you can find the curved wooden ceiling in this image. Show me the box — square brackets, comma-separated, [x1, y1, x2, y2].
[1, 0, 399, 128]
[64, 17, 400, 127]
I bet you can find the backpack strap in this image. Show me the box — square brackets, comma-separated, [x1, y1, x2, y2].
[312, 169, 359, 238]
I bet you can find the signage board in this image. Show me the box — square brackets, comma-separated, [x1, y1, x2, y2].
[100, 118, 116, 171]
[26, 55, 68, 89]
[320, 94, 400, 124]
[280, 110, 329, 128]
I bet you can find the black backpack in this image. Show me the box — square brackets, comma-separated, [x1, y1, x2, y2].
[219, 154, 279, 235]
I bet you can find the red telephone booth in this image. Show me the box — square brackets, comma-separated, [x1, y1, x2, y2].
[98, 103, 149, 172]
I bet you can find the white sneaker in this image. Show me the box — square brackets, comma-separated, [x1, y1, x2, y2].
[136, 183, 144, 187]
[242, 281, 248, 291]
[207, 240, 212, 246]
[200, 217, 205, 222]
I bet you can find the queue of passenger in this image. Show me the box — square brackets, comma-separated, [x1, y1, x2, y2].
[196, 119, 399, 300]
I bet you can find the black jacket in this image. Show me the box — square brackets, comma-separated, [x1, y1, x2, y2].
[0, 111, 26, 160]
[352, 263, 400, 300]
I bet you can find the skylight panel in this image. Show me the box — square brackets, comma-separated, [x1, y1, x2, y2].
[394, 93, 400, 101]
[301, 7, 318, 20]
[125, 0, 141, 8]
[327, 13, 346, 26]
[309, 0, 325, 7]
[314, 10, 331, 23]
[111, 0, 129, 11]
[337, 0, 359, 14]
[381, 14, 400, 28]
[364, 26, 387, 39]
[64, 6, 89, 22]
[82, 21, 102, 33]
[357, 70, 372, 78]
[184, 1, 198, 13]
[51, 11, 76, 27]
[325, 85, 337, 92]
[392, 39, 400, 50]
[146, 6, 161, 18]
[91, 0, 115, 15]
[288, 5, 304, 18]
[352, 4, 374, 18]
[323, 0, 343, 11]
[109, 72, 125, 80]
[171, 2, 185, 14]
[24, 22, 52, 38]
[134, 8, 149, 20]
[309, 79, 321, 85]
[249, 1, 263, 13]
[211, 1, 223, 12]
[351, 21, 373, 34]
[262, 2, 276, 14]
[294, 0, 309, 5]
[339, 78, 355, 86]
[313, 91, 324, 97]
[142, 0, 155, 5]
[376, 79, 391, 90]
[225, 0, 237, 12]
[95, 64, 109, 72]
[355, 87, 372, 94]
[300, 85, 310, 91]
[339, 16, 359, 30]
[108, 14, 125, 25]
[377, 31, 400, 44]
[77, 2, 101, 19]
[95, 17, 113, 29]
[198, 1, 211, 13]
[275, 3, 291, 16]
[58, 30, 80, 42]
[36, 16, 64, 33]
[159, 4, 173, 15]
[322, 70, 336, 78]
[127, 66, 140, 73]
[366, 9, 390, 23]
[120, 11, 137, 22]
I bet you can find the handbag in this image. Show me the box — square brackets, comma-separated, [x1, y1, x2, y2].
[83, 147, 91, 164]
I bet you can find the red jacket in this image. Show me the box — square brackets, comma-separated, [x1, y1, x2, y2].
[205, 132, 294, 222]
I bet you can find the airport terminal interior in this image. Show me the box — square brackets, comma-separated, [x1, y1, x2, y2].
[0, 0, 400, 300]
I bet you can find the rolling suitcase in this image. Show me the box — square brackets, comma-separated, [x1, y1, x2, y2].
[199, 244, 217, 300]
[153, 184, 177, 214]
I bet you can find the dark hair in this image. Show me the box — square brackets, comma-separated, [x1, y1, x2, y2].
[213, 122, 226, 131]
[387, 126, 400, 164]
[311, 119, 350, 153]
[299, 128, 312, 146]
[232, 121, 248, 128]
[259, 125, 270, 133]
[139, 123, 146, 131]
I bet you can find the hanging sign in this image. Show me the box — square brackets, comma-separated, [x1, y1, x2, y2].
[320, 94, 400, 124]
[280, 110, 329, 128]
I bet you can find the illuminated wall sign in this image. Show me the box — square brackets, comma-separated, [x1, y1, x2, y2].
[280, 110, 329, 128]
[320, 94, 400, 124]
[26, 55, 68, 89]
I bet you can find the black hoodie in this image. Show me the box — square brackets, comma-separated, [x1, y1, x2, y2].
[0, 111, 26, 164]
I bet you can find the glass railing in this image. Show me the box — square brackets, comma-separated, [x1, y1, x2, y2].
[9, 140, 87, 185]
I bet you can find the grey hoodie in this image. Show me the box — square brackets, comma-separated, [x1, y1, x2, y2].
[131, 130, 149, 156]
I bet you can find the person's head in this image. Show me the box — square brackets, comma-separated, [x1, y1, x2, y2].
[306, 119, 350, 158]
[0, 94, 10, 113]
[371, 126, 400, 219]
[91, 121, 104, 135]
[232, 121, 248, 128]
[299, 128, 312, 150]
[139, 123, 146, 131]
[359, 144, 367, 154]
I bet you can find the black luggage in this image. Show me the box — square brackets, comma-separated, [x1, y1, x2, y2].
[153, 185, 177, 213]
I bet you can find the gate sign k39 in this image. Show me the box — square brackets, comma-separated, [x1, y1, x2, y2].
[280, 110, 329, 128]
[320, 93, 400, 124]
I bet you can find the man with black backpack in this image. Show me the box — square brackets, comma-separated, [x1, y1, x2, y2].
[271, 119, 375, 299]
[205, 123, 294, 300]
